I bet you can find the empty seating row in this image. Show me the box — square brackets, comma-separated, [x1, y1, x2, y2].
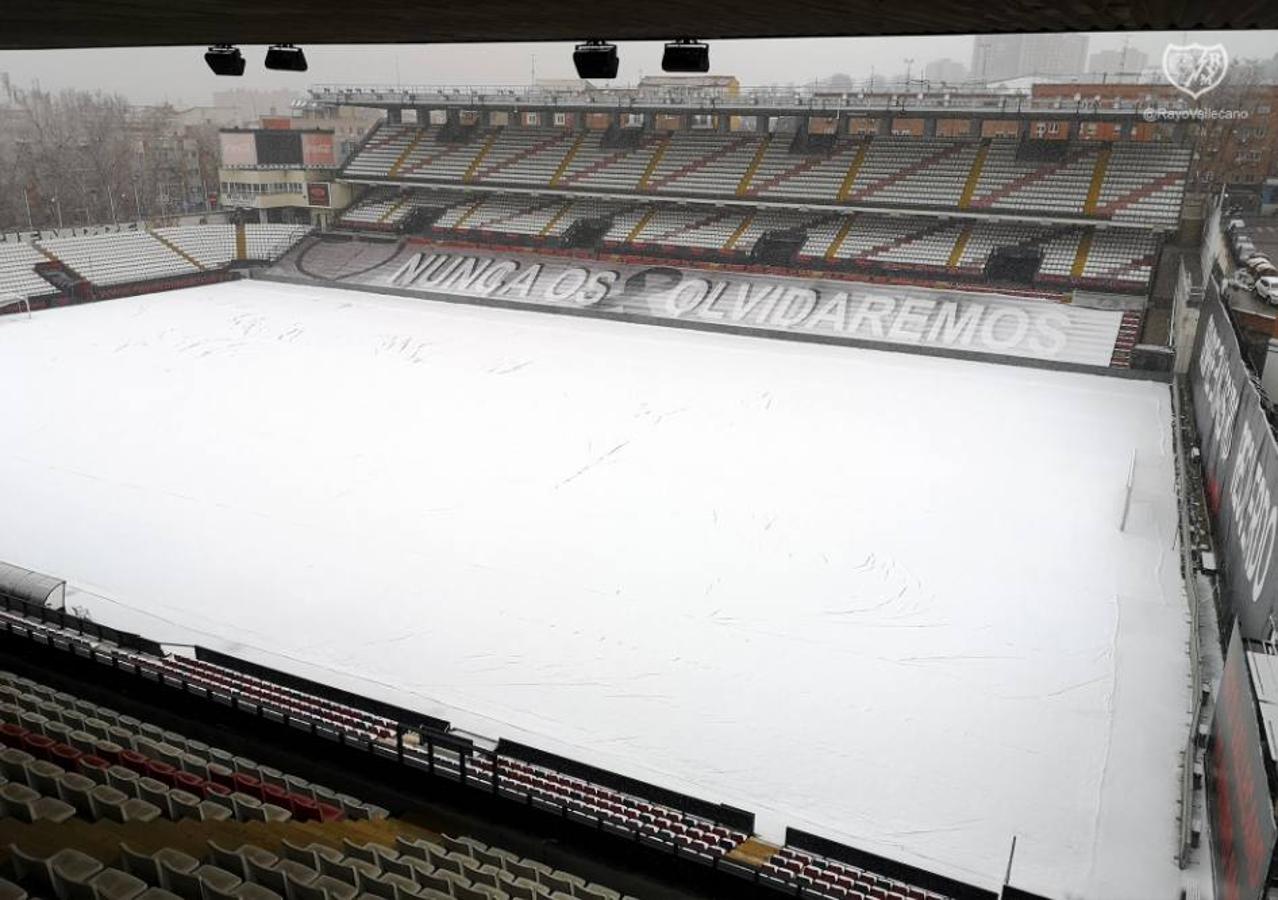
[0, 662, 384, 824]
[823, 139, 978, 209]
[466, 755, 747, 865]
[154, 227, 237, 269]
[37, 232, 199, 286]
[761, 845, 953, 900]
[391, 832, 633, 900]
[1095, 143, 1193, 226]
[342, 124, 419, 179]
[555, 135, 665, 193]
[0, 605, 751, 865]
[0, 605, 967, 900]
[0, 224, 311, 304]
[337, 189, 477, 231]
[5, 827, 643, 900]
[1078, 229, 1160, 285]
[150, 657, 397, 745]
[0, 243, 50, 300]
[967, 141, 1097, 216]
[333, 186, 1158, 291]
[340, 127, 1189, 225]
[243, 226, 314, 262]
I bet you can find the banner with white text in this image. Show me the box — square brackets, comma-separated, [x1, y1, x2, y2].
[1191, 289, 1278, 640]
[363, 249, 1128, 369]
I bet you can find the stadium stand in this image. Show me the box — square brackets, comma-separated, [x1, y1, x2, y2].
[153, 227, 237, 270]
[243, 226, 315, 263]
[334, 187, 1163, 293]
[760, 846, 952, 900]
[1094, 143, 1191, 226]
[0, 243, 50, 301]
[2, 823, 646, 900]
[147, 657, 398, 747]
[0, 225, 314, 312]
[0, 590, 978, 900]
[36, 232, 200, 287]
[0, 660, 387, 825]
[0, 675, 645, 900]
[339, 128, 1191, 227]
[555, 135, 665, 193]
[323, 107, 1192, 310]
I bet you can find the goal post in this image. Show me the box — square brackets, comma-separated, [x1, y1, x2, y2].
[1119, 449, 1137, 532]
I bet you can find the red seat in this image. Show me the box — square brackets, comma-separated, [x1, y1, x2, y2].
[289, 795, 321, 822]
[146, 760, 177, 786]
[174, 771, 205, 793]
[21, 732, 54, 760]
[0, 723, 26, 743]
[93, 743, 123, 764]
[316, 802, 344, 822]
[261, 783, 289, 806]
[119, 749, 148, 772]
[77, 754, 110, 780]
[49, 743, 82, 767]
[231, 772, 261, 797]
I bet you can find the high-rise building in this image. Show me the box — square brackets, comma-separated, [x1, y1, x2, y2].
[971, 35, 1021, 83]
[1088, 47, 1149, 78]
[972, 33, 1089, 83]
[923, 58, 969, 85]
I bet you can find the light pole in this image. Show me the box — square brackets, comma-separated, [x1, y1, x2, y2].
[49, 197, 63, 229]
[904, 58, 915, 90]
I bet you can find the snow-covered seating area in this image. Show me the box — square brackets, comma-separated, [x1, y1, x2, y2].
[0, 241, 50, 299]
[341, 123, 418, 179]
[37, 232, 199, 286]
[1095, 143, 1193, 226]
[243, 224, 313, 261]
[339, 126, 1188, 227]
[331, 183, 1162, 292]
[154, 226, 237, 269]
[1080, 228, 1162, 286]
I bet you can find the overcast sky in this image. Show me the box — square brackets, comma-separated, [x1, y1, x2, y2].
[0, 30, 1274, 107]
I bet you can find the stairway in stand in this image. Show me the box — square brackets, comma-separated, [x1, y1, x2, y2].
[724, 836, 781, 868]
[0, 816, 436, 866]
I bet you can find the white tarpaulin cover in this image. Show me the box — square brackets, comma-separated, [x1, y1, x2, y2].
[0, 281, 1190, 899]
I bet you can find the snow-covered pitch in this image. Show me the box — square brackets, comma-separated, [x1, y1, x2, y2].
[0, 281, 1189, 899]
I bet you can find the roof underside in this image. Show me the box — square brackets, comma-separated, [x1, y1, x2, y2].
[3, 0, 1273, 51]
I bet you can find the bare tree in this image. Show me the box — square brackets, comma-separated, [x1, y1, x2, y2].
[0, 82, 192, 231]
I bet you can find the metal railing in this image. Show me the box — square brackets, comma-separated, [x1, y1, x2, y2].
[309, 83, 1185, 118]
[1171, 373, 1207, 869]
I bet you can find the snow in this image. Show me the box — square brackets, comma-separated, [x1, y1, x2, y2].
[0, 280, 1193, 899]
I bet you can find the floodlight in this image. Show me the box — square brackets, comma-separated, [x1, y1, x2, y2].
[662, 40, 709, 73]
[574, 41, 619, 80]
[205, 45, 246, 76]
[265, 44, 309, 72]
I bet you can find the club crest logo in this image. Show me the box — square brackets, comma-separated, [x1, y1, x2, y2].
[1163, 43, 1229, 99]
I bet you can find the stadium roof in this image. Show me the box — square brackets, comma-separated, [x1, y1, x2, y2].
[3, 0, 1271, 51]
